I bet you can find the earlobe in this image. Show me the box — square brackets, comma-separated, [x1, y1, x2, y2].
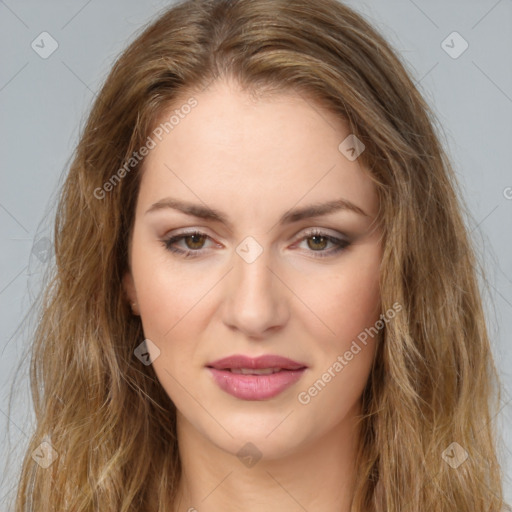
[122, 271, 139, 315]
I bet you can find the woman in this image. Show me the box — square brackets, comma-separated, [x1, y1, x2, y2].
[12, 0, 509, 510]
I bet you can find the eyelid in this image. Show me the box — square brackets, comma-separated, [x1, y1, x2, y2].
[164, 226, 346, 243]
[161, 226, 351, 259]
[296, 227, 347, 240]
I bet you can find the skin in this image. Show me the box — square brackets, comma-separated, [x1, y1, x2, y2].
[123, 77, 383, 512]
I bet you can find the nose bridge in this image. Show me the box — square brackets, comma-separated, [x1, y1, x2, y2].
[223, 236, 288, 336]
[234, 241, 272, 296]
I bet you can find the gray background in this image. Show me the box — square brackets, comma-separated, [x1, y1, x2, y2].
[1, 0, 511, 508]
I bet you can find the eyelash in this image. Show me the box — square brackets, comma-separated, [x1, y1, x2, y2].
[160, 229, 351, 259]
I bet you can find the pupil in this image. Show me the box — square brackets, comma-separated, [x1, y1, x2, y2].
[309, 235, 327, 250]
[187, 234, 205, 249]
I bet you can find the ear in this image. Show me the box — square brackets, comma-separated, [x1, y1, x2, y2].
[122, 270, 139, 315]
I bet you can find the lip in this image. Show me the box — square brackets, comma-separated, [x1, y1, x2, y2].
[208, 354, 306, 370]
[206, 354, 308, 400]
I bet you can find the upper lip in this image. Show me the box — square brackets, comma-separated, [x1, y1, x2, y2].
[207, 354, 307, 370]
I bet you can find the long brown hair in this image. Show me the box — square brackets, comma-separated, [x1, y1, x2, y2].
[10, 0, 509, 510]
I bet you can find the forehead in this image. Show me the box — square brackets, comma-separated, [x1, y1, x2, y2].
[137, 79, 378, 220]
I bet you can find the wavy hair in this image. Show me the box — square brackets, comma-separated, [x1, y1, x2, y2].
[10, 0, 509, 510]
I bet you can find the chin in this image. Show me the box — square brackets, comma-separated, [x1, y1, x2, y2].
[221, 432, 305, 464]
[200, 410, 314, 462]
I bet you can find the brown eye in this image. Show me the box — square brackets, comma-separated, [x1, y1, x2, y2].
[296, 230, 351, 258]
[306, 234, 329, 251]
[182, 233, 207, 250]
[161, 231, 213, 258]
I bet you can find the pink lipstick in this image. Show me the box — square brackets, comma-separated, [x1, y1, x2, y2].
[206, 354, 307, 400]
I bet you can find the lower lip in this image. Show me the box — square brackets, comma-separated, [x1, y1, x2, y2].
[207, 368, 306, 400]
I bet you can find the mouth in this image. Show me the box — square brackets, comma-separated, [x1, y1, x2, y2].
[224, 367, 293, 375]
[206, 354, 308, 400]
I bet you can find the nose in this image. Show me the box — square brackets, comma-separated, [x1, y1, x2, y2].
[221, 243, 290, 340]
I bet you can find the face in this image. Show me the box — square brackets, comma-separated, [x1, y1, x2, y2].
[123, 78, 383, 459]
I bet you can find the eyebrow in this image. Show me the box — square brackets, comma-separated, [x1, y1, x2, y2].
[145, 196, 368, 227]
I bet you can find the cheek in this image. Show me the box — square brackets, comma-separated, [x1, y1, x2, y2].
[332, 270, 380, 342]
[137, 275, 202, 341]
[297, 250, 381, 354]
[129, 230, 244, 377]
[133, 263, 205, 401]
[296, 261, 381, 418]
[131, 236, 207, 340]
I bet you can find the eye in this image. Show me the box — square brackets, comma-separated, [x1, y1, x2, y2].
[160, 228, 351, 259]
[160, 230, 214, 259]
[294, 229, 351, 258]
